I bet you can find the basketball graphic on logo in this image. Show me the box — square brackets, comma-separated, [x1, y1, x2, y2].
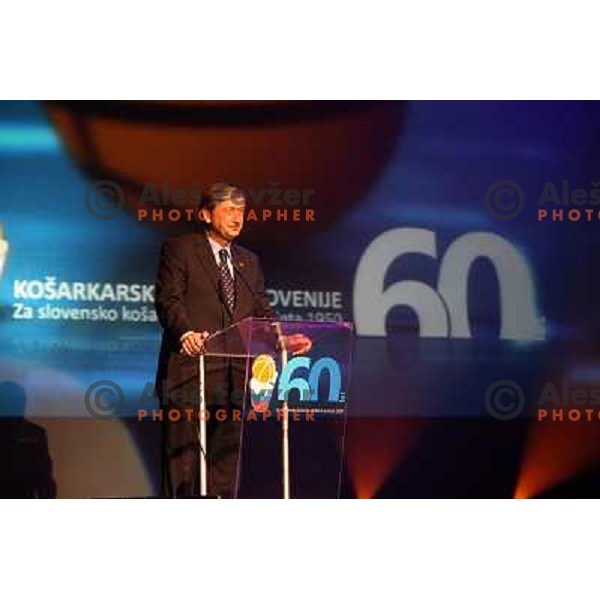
[44, 101, 405, 242]
[252, 354, 277, 384]
[249, 354, 278, 412]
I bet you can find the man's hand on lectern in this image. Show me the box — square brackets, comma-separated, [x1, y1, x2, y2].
[281, 333, 313, 356]
[180, 331, 210, 357]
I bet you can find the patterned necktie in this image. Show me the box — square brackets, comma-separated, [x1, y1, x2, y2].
[218, 248, 236, 314]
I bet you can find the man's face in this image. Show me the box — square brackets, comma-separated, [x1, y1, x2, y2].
[206, 196, 245, 242]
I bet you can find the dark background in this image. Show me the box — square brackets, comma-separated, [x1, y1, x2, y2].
[1, 100, 599, 498]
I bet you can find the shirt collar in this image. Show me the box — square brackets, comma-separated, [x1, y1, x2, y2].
[206, 231, 232, 260]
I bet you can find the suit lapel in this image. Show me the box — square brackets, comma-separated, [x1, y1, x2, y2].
[231, 244, 245, 277]
[231, 244, 252, 320]
[193, 232, 220, 293]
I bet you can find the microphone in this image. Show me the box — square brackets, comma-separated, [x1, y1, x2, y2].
[231, 257, 255, 297]
[232, 256, 274, 318]
[272, 320, 287, 355]
[231, 251, 277, 319]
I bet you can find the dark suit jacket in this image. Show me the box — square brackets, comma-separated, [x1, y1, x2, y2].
[154, 230, 272, 405]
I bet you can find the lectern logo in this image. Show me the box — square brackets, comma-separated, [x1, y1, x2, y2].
[248, 355, 345, 408]
[353, 227, 545, 341]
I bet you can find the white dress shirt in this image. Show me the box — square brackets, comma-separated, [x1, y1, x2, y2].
[206, 232, 235, 280]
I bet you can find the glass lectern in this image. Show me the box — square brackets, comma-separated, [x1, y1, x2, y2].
[198, 317, 354, 499]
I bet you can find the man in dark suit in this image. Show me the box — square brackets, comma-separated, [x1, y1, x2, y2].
[154, 182, 309, 498]
[154, 182, 268, 498]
